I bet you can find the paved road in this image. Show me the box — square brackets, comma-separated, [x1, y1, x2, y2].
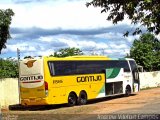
[78, 97, 160, 120]
[114, 97, 160, 114]
[77, 88, 160, 120]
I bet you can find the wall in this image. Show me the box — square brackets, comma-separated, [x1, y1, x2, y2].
[0, 78, 19, 109]
[0, 72, 160, 108]
[139, 71, 160, 89]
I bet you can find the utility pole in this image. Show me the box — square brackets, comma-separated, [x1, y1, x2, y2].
[17, 48, 21, 104]
[102, 48, 105, 55]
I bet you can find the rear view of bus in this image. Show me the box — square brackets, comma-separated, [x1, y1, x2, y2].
[19, 58, 48, 106]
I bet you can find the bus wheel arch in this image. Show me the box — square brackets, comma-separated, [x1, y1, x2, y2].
[78, 90, 87, 105]
[125, 85, 131, 97]
[68, 91, 77, 107]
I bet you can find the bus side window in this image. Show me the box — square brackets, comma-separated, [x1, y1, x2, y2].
[48, 62, 55, 76]
[106, 60, 130, 72]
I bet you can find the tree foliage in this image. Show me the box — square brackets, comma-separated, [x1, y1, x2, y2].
[0, 58, 18, 78]
[129, 33, 160, 71]
[87, 0, 160, 36]
[50, 47, 84, 57]
[0, 9, 14, 53]
[24, 56, 33, 59]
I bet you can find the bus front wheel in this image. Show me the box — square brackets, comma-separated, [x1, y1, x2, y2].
[78, 91, 87, 105]
[68, 92, 77, 107]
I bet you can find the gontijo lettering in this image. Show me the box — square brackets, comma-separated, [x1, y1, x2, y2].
[20, 75, 43, 81]
[77, 75, 102, 83]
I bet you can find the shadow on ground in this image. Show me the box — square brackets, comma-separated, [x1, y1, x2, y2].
[9, 94, 136, 111]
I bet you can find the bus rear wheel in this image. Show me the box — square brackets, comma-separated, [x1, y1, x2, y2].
[68, 92, 77, 107]
[78, 91, 87, 105]
[125, 85, 131, 97]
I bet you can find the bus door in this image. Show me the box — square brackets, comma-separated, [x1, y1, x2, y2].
[105, 68, 124, 96]
[129, 60, 140, 92]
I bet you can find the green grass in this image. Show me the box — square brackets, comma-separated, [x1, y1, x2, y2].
[140, 86, 160, 90]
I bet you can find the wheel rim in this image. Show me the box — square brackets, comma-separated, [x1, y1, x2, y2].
[68, 94, 76, 105]
[126, 89, 131, 96]
[81, 95, 86, 104]
[79, 92, 87, 105]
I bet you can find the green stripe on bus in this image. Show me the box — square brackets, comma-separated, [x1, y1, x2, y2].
[106, 68, 121, 79]
[106, 69, 114, 78]
[99, 84, 105, 93]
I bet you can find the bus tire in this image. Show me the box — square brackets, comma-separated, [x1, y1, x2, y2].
[124, 85, 131, 97]
[78, 91, 87, 105]
[68, 92, 77, 107]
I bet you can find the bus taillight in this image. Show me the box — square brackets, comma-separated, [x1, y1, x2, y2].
[45, 81, 48, 96]
[45, 81, 48, 90]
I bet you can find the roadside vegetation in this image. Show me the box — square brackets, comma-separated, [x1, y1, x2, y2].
[0, 58, 18, 78]
[141, 86, 160, 90]
[127, 33, 160, 71]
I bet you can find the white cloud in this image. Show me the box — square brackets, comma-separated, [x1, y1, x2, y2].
[0, 0, 136, 58]
[37, 49, 54, 56]
[94, 32, 124, 39]
[96, 42, 109, 49]
[57, 38, 109, 50]
[27, 35, 129, 55]
[78, 40, 97, 48]
[7, 43, 36, 52]
[110, 43, 128, 49]
[126, 35, 140, 42]
[104, 49, 113, 54]
[59, 38, 78, 48]
[0, 0, 114, 29]
[22, 49, 54, 57]
[38, 36, 53, 42]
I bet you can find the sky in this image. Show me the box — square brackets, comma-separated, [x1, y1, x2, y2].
[0, 0, 141, 59]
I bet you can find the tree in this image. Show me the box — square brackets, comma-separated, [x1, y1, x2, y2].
[86, 0, 160, 36]
[129, 33, 160, 71]
[24, 56, 33, 59]
[0, 9, 14, 53]
[0, 58, 18, 78]
[50, 47, 84, 57]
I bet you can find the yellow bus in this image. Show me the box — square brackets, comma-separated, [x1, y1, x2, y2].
[19, 56, 140, 106]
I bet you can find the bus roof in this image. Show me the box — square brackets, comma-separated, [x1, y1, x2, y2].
[43, 56, 110, 61]
[43, 56, 134, 61]
[20, 56, 135, 61]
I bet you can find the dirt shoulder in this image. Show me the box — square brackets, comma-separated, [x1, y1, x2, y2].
[1, 87, 160, 119]
[90, 87, 160, 114]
